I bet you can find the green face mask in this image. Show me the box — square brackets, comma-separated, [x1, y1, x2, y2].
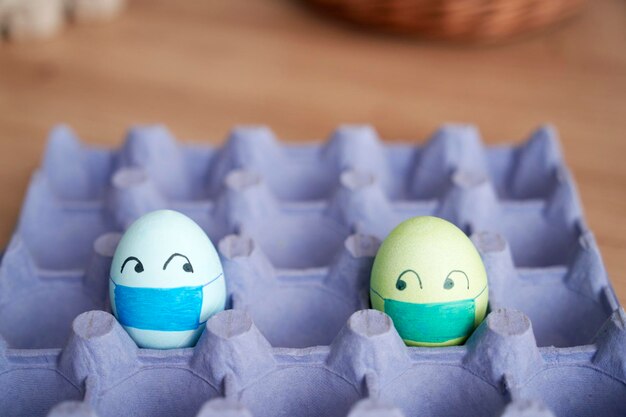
[372, 286, 486, 344]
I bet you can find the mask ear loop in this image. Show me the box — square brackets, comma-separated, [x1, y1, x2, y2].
[202, 272, 224, 288]
[473, 284, 488, 300]
[370, 287, 385, 302]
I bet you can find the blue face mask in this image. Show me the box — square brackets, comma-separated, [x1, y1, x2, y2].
[110, 274, 222, 332]
[372, 286, 486, 344]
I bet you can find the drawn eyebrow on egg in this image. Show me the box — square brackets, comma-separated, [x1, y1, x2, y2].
[396, 269, 423, 290]
[121, 256, 144, 273]
[163, 253, 194, 273]
[446, 270, 469, 289]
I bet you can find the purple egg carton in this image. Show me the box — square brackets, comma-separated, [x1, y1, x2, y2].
[0, 124, 624, 417]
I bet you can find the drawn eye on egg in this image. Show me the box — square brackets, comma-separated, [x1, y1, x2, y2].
[163, 253, 194, 273]
[444, 270, 469, 290]
[120, 256, 144, 273]
[395, 269, 423, 291]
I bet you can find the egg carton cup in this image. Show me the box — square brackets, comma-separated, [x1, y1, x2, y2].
[0, 0, 125, 41]
[1, 124, 624, 416]
[2, 306, 626, 417]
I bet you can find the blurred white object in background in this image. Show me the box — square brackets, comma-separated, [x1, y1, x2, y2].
[0, 0, 64, 40]
[0, 0, 125, 41]
[68, 0, 125, 22]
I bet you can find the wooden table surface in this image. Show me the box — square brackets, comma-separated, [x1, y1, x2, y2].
[0, 0, 624, 302]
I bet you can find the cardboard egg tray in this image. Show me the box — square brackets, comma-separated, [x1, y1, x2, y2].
[0, 124, 624, 417]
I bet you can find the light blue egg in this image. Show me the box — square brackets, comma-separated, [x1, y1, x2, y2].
[109, 209, 226, 349]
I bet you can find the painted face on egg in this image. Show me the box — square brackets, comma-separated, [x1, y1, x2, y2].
[370, 216, 488, 347]
[110, 210, 226, 349]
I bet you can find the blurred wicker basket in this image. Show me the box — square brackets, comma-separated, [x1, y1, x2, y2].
[306, 0, 587, 42]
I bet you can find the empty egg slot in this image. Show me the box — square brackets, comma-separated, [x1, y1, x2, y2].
[486, 147, 560, 200]
[22, 214, 111, 271]
[241, 213, 350, 269]
[174, 203, 231, 244]
[238, 271, 364, 348]
[494, 268, 610, 348]
[0, 366, 83, 417]
[378, 365, 506, 417]
[254, 145, 341, 201]
[95, 368, 220, 417]
[18, 174, 113, 270]
[239, 365, 362, 417]
[118, 147, 215, 202]
[0, 272, 106, 349]
[377, 145, 419, 200]
[175, 146, 219, 201]
[476, 229, 612, 348]
[117, 127, 218, 202]
[41, 126, 115, 201]
[0, 233, 117, 348]
[221, 233, 375, 349]
[485, 146, 518, 198]
[519, 366, 626, 417]
[497, 204, 579, 267]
